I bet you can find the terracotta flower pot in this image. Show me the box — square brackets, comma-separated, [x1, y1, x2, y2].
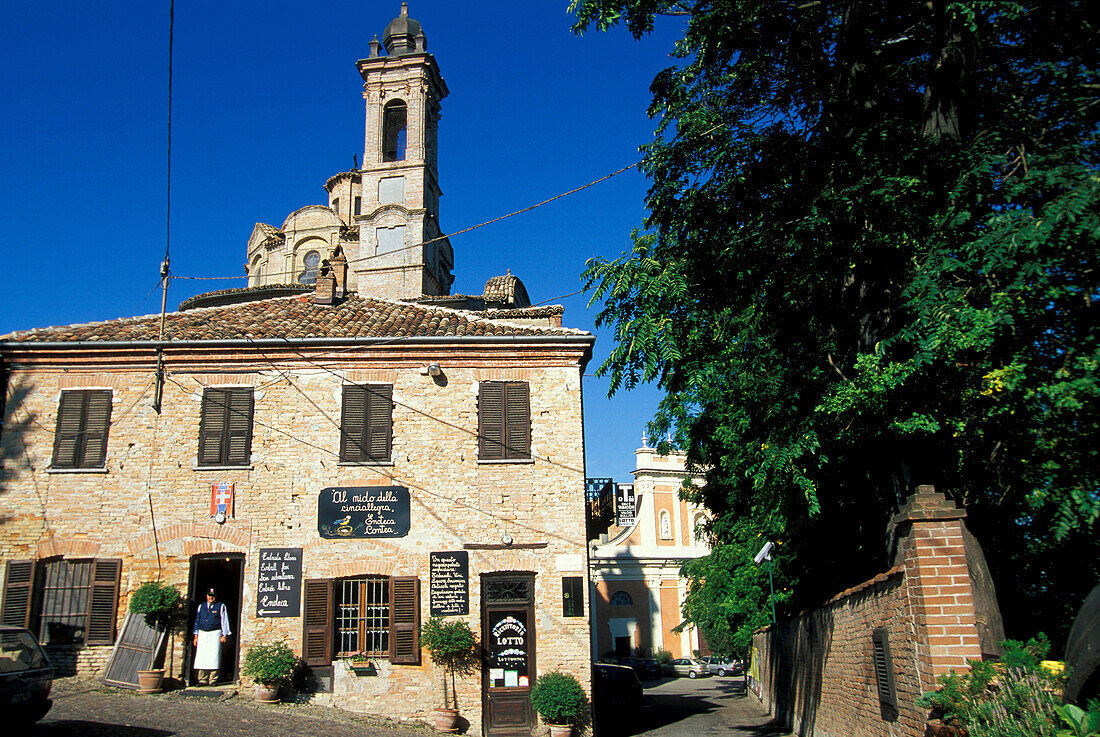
[434, 707, 460, 732]
[136, 669, 165, 694]
[254, 683, 280, 702]
[548, 724, 573, 737]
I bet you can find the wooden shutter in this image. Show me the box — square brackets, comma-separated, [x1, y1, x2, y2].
[225, 389, 254, 465]
[81, 390, 113, 468]
[478, 382, 505, 460]
[1, 559, 37, 628]
[52, 391, 85, 468]
[389, 576, 420, 664]
[872, 628, 898, 719]
[366, 384, 392, 461]
[302, 579, 333, 667]
[340, 386, 367, 462]
[504, 382, 530, 459]
[198, 389, 228, 465]
[86, 559, 121, 645]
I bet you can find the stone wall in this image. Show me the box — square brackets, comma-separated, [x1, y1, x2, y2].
[752, 486, 989, 737]
[1, 341, 591, 733]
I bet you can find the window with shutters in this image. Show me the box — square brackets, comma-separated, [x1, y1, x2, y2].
[339, 385, 393, 463]
[1, 558, 121, 648]
[478, 381, 530, 461]
[51, 389, 112, 469]
[197, 388, 254, 467]
[301, 576, 419, 667]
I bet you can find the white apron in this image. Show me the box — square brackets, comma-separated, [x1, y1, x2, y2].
[194, 629, 222, 670]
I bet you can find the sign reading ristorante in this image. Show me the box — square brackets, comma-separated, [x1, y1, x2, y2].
[317, 486, 410, 538]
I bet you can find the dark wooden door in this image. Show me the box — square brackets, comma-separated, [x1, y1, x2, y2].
[482, 574, 536, 737]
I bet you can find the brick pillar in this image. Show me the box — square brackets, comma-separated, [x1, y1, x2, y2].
[894, 485, 983, 689]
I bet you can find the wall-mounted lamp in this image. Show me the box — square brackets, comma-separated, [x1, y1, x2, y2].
[501, 533, 514, 546]
[420, 363, 443, 377]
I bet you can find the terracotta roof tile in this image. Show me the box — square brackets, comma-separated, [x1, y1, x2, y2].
[1, 294, 590, 344]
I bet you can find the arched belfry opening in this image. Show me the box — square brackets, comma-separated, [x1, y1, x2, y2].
[382, 100, 407, 162]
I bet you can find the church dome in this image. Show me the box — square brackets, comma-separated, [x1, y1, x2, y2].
[383, 3, 424, 55]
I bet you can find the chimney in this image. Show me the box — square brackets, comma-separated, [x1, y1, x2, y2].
[313, 246, 348, 305]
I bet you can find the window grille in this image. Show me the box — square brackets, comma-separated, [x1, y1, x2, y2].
[337, 577, 390, 656]
[40, 559, 93, 644]
[610, 590, 633, 606]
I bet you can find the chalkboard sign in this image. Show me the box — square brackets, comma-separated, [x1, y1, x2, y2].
[256, 547, 303, 617]
[487, 610, 529, 688]
[317, 486, 410, 538]
[430, 551, 469, 616]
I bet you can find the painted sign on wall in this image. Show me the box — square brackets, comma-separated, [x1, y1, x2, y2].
[430, 551, 470, 616]
[487, 610, 529, 688]
[255, 547, 302, 617]
[317, 486, 410, 538]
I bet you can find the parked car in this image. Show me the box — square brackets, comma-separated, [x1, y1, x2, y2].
[633, 658, 663, 681]
[702, 656, 743, 676]
[662, 657, 710, 678]
[593, 662, 644, 735]
[0, 626, 53, 725]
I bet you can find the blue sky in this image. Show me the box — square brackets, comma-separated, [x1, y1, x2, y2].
[0, 1, 684, 482]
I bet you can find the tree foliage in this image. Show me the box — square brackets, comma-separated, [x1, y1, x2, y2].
[573, 0, 1099, 646]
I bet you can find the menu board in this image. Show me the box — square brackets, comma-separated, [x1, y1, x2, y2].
[255, 547, 302, 617]
[615, 483, 636, 527]
[430, 551, 469, 616]
[317, 486, 410, 538]
[487, 610, 529, 688]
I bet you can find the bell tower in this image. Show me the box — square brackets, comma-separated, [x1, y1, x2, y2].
[354, 3, 453, 300]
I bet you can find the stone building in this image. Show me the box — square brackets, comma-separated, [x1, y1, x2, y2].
[589, 444, 710, 659]
[0, 6, 594, 736]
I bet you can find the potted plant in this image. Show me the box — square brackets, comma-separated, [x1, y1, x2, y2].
[128, 581, 182, 693]
[342, 651, 375, 675]
[242, 641, 297, 702]
[529, 671, 588, 737]
[419, 617, 478, 732]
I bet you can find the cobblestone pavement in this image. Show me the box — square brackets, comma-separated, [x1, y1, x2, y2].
[28, 678, 439, 737]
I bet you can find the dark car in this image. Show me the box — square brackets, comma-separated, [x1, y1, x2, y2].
[0, 626, 53, 725]
[633, 658, 663, 681]
[593, 662, 643, 734]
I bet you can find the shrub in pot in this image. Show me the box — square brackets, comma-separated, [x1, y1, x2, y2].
[420, 617, 478, 732]
[242, 641, 297, 702]
[128, 581, 183, 693]
[529, 671, 588, 737]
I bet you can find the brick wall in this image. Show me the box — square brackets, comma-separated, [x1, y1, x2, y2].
[752, 486, 987, 737]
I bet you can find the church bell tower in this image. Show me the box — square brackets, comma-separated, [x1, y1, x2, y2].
[354, 3, 453, 300]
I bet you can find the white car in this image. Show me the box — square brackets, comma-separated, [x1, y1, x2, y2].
[662, 658, 710, 678]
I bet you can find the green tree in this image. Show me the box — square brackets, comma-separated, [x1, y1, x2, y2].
[572, 0, 1099, 647]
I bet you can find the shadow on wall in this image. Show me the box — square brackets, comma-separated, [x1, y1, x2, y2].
[766, 605, 834, 735]
[596, 582, 660, 658]
[0, 374, 39, 527]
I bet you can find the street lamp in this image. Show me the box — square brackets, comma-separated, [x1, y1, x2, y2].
[753, 541, 777, 624]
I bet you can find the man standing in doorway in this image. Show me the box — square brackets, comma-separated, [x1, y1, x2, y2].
[192, 587, 231, 685]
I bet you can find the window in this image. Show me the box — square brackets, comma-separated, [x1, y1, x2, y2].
[298, 250, 321, 285]
[1, 558, 121, 647]
[354, 195, 361, 216]
[478, 381, 530, 460]
[302, 576, 420, 667]
[562, 577, 584, 617]
[659, 510, 673, 540]
[340, 384, 392, 463]
[197, 388, 254, 467]
[332, 197, 340, 215]
[51, 390, 112, 469]
[250, 256, 263, 286]
[609, 590, 632, 606]
[382, 100, 407, 162]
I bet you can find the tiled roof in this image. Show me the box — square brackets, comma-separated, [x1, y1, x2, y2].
[0, 293, 590, 344]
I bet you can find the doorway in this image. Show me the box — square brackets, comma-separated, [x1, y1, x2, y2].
[185, 553, 244, 685]
[482, 573, 536, 737]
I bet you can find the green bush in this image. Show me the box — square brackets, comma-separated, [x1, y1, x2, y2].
[420, 617, 477, 669]
[242, 642, 298, 686]
[917, 636, 1064, 736]
[128, 581, 182, 629]
[529, 672, 588, 726]
[655, 649, 673, 665]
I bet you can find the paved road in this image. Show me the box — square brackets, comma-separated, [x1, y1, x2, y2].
[626, 675, 792, 737]
[29, 679, 430, 737]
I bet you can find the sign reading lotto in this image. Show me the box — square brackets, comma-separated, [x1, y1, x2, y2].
[317, 486, 411, 538]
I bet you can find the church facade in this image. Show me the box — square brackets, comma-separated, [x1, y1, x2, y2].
[0, 6, 593, 736]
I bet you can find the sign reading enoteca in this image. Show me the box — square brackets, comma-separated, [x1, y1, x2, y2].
[317, 486, 411, 538]
[256, 547, 303, 618]
[430, 551, 469, 616]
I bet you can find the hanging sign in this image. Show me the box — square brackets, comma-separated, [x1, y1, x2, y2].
[317, 486, 411, 538]
[255, 547, 302, 617]
[430, 551, 470, 616]
[615, 483, 636, 527]
[209, 482, 235, 521]
[487, 610, 529, 688]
